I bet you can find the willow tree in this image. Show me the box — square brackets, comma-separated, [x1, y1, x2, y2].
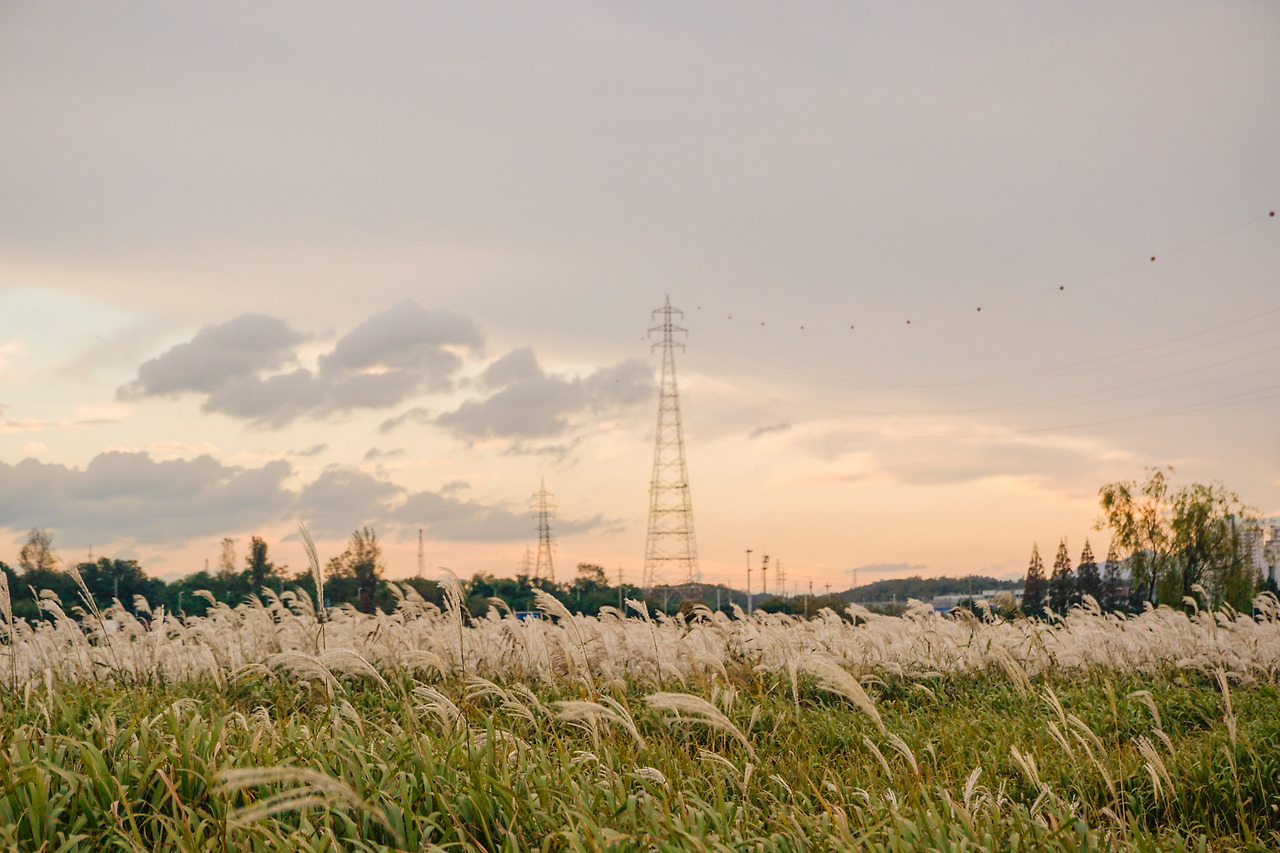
[1097, 467, 1258, 609]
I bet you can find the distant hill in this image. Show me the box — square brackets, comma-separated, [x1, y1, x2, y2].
[839, 575, 1021, 603]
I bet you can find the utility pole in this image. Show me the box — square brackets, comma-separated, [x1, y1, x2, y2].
[761, 554, 769, 600]
[644, 297, 699, 589]
[746, 549, 753, 613]
[416, 529, 425, 578]
[807, 579, 812, 618]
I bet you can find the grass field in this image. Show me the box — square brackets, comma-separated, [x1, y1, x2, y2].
[1, 577, 1278, 851]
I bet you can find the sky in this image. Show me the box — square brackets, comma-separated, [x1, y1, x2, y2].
[1, 2, 1278, 591]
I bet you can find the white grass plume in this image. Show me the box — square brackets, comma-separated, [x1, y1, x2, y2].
[633, 766, 668, 788]
[218, 766, 393, 835]
[298, 522, 325, 623]
[645, 691, 756, 760]
[554, 696, 646, 750]
[884, 731, 919, 776]
[798, 652, 885, 734]
[1135, 735, 1173, 800]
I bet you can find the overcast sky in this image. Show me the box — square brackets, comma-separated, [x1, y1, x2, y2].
[2, 2, 1278, 589]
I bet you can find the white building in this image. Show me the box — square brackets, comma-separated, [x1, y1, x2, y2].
[1261, 519, 1280, 585]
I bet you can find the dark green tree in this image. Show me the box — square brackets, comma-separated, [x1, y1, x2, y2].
[1048, 538, 1074, 614]
[244, 536, 279, 594]
[1022, 544, 1047, 618]
[1100, 542, 1126, 612]
[343, 527, 384, 613]
[18, 528, 56, 574]
[75, 558, 164, 612]
[1075, 539, 1102, 607]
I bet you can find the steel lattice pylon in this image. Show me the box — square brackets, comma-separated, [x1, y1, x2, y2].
[533, 479, 555, 583]
[644, 296, 699, 589]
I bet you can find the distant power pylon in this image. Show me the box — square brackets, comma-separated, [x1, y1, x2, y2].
[644, 296, 699, 589]
[416, 529, 425, 578]
[533, 479, 556, 583]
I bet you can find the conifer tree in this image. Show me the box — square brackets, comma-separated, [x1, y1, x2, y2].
[1101, 541, 1124, 612]
[1048, 538, 1075, 614]
[1075, 539, 1102, 607]
[1022, 544, 1047, 618]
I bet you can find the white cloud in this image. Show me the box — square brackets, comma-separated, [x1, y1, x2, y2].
[434, 354, 654, 441]
[0, 451, 294, 547]
[118, 302, 485, 427]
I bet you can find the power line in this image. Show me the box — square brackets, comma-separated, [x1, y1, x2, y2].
[698, 339, 1280, 422]
[691, 209, 1275, 333]
[692, 306, 1280, 393]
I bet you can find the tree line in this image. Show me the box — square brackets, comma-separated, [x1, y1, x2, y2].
[0, 527, 732, 623]
[1022, 468, 1276, 617]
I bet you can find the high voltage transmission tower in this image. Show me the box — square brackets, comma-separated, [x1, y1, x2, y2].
[644, 296, 699, 589]
[533, 479, 556, 583]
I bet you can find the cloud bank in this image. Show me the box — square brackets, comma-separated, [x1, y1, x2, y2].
[0, 452, 293, 547]
[120, 301, 483, 427]
[434, 348, 654, 440]
[0, 453, 606, 547]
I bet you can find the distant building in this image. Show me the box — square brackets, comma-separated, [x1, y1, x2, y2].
[931, 589, 1023, 613]
[1262, 519, 1280, 585]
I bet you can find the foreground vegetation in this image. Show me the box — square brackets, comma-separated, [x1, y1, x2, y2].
[1, 573, 1278, 850]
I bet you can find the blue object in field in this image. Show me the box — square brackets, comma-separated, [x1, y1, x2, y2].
[514, 611, 543, 621]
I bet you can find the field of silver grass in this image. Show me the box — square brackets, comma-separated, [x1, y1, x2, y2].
[2, 567, 1279, 851]
[2, 565, 1277, 689]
